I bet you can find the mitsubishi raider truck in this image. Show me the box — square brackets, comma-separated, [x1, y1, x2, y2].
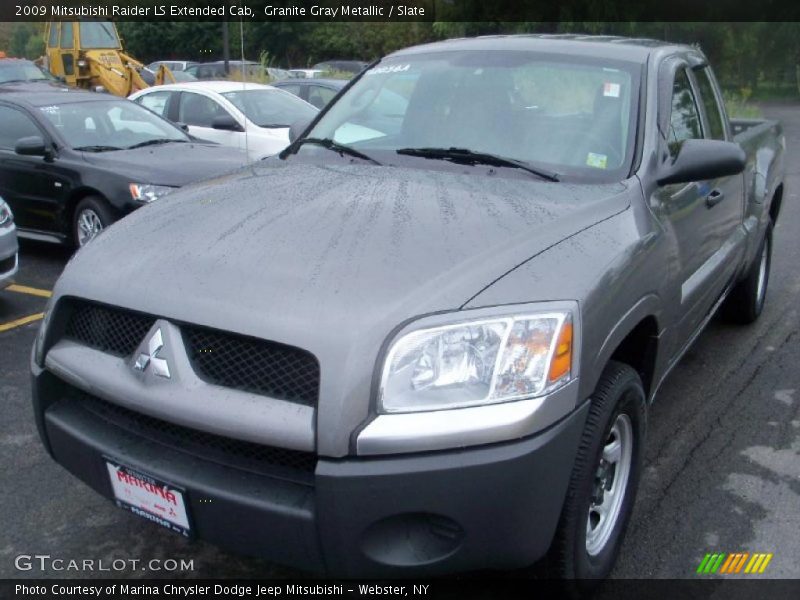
[31, 35, 785, 581]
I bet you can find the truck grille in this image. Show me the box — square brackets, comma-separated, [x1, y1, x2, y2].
[184, 327, 320, 406]
[71, 388, 317, 481]
[65, 302, 155, 356]
[61, 300, 320, 405]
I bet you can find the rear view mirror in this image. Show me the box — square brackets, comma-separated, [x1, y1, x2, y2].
[288, 117, 313, 143]
[212, 114, 243, 132]
[658, 139, 745, 186]
[15, 136, 49, 158]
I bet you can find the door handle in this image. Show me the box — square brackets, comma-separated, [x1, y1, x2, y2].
[705, 188, 725, 208]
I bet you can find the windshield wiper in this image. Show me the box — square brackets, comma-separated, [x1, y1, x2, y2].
[126, 138, 187, 150]
[292, 137, 381, 165]
[74, 145, 123, 152]
[396, 147, 559, 182]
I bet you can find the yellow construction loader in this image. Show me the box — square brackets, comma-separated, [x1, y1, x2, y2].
[44, 21, 174, 96]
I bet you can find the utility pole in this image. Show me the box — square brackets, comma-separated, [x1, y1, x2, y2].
[222, 21, 230, 75]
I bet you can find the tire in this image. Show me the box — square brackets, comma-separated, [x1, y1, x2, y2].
[73, 196, 115, 248]
[548, 361, 646, 586]
[721, 220, 773, 324]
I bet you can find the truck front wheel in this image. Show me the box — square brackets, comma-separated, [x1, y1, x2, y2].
[548, 361, 646, 584]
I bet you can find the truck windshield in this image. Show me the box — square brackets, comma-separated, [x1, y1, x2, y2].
[79, 22, 120, 49]
[304, 50, 641, 180]
[39, 99, 188, 151]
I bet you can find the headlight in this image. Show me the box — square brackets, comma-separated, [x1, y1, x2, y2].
[380, 311, 574, 413]
[129, 183, 176, 203]
[0, 198, 12, 227]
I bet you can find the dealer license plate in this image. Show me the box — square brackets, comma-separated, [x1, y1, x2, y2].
[105, 460, 192, 537]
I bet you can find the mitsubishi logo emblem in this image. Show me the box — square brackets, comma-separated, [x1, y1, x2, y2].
[133, 328, 171, 378]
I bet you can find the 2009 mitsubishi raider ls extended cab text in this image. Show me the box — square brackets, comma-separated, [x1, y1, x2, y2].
[31, 35, 785, 581]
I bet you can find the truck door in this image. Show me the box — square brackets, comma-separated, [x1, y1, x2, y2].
[651, 63, 739, 359]
[691, 63, 745, 284]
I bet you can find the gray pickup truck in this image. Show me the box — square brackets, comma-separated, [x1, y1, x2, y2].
[31, 35, 784, 581]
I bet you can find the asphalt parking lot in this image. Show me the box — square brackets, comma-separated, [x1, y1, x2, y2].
[1, 103, 799, 581]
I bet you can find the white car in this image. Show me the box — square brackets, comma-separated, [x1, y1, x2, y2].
[129, 81, 318, 160]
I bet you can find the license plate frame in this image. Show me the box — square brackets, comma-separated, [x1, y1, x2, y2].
[105, 458, 193, 538]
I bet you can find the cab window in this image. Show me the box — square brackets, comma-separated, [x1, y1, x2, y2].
[694, 67, 726, 140]
[60, 22, 73, 49]
[668, 68, 703, 158]
[48, 23, 59, 48]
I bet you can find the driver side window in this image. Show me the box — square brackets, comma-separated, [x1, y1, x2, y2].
[668, 68, 703, 159]
[0, 106, 42, 150]
[178, 92, 228, 128]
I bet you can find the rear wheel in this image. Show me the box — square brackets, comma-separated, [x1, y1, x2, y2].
[722, 220, 773, 324]
[548, 361, 646, 586]
[73, 196, 114, 248]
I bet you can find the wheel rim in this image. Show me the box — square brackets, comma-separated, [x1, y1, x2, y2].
[77, 209, 103, 246]
[755, 241, 769, 308]
[586, 413, 634, 556]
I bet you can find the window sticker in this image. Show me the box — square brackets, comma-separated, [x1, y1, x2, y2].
[603, 82, 621, 98]
[586, 152, 608, 169]
[365, 64, 410, 76]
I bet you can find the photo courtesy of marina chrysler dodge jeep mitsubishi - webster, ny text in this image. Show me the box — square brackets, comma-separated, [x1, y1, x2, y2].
[31, 35, 784, 582]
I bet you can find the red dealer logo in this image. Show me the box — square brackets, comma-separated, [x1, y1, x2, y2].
[116, 470, 177, 505]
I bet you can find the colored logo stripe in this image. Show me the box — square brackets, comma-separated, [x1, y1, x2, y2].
[697, 552, 773, 574]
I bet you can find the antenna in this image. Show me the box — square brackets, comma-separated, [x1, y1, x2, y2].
[239, 5, 250, 164]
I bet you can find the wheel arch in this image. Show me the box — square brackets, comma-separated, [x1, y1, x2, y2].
[608, 316, 660, 401]
[769, 183, 783, 224]
[63, 187, 111, 231]
[588, 296, 662, 403]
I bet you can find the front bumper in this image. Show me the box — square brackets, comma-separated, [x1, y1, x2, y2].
[32, 367, 588, 576]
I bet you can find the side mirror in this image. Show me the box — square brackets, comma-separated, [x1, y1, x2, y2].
[212, 114, 243, 132]
[15, 136, 50, 158]
[288, 117, 313, 143]
[175, 122, 189, 132]
[658, 139, 746, 186]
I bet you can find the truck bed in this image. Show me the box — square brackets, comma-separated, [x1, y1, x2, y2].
[731, 118, 782, 142]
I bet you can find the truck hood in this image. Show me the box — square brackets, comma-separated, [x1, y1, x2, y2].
[80, 141, 248, 187]
[60, 161, 630, 330]
[55, 161, 631, 455]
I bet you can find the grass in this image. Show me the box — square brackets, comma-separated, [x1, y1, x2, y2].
[317, 69, 353, 80]
[224, 69, 274, 85]
[723, 89, 763, 119]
